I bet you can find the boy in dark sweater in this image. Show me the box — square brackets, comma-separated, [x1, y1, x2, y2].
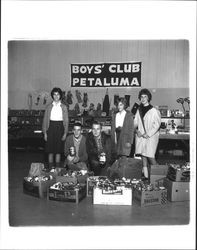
[64, 122, 88, 170]
[86, 121, 113, 176]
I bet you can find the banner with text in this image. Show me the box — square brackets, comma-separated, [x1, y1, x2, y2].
[70, 62, 141, 87]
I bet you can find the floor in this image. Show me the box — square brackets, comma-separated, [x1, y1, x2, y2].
[8, 151, 190, 226]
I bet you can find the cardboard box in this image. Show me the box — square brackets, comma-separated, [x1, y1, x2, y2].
[86, 176, 108, 197]
[163, 178, 190, 202]
[167, 164, 190, 182]
[23, 177, 56, 198]
[56, 169, 88, 184]
[133, 187, 167, 207]
[150, 165, 169, 187]
[93, 186, 132, 205]
[48, 183, 86, 204]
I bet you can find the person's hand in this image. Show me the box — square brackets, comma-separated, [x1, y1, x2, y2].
[136, 130, 143, 137]
[125, 142, 131, 148]
[67, 155, 75, 162]
[73, 156, 79, 163]
[44, 133, 47, 141]
[142, 133, 149, 139]
[61, 134, 67, 141]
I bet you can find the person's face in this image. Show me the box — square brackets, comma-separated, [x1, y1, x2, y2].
[73, 126, 82, 139]
[53, 92, 61, 102]
[92, 124, 101, 138]
[140, 94, 149, 106]
[118, 102, 125, 112]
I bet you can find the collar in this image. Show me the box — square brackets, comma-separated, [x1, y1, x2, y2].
[73, 134, 82, 142]
[52, 101, 61, 106]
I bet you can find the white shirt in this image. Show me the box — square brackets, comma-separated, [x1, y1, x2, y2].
[115, 110, 126, 128]
[50, 101, 63, 121]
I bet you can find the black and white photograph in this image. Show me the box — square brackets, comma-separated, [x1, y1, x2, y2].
[1, 1, 196, 250]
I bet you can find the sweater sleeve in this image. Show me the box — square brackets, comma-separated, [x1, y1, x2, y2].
[64, 106, 69, 135]
[64, 136, 71, 157]
[146, 109, 161, 137]
[78, 137, 88, 163]
[42, 106, 48, 134]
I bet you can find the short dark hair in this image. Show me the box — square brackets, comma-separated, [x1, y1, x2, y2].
[51, 87, 63, 100]
[117, 97, 127, 108]
[138, 88, 152, 102]
[92, 120, 102, 128]
[73, 122, 82, 129]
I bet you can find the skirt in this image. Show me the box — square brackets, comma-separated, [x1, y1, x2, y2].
[45, 120, 64, 153]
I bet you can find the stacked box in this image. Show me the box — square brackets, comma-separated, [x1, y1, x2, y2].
[163, 177, 190, 202]
[48, 183, 86, 203]
[93, 186, 132, 205]
[150, 165, 169, 187]
[86, 176, 108, 196]
[23, 175, 56, 198]
[133, 187, 167, 207]
[56, 169, 89, 184]
[167, 164, 190, 182]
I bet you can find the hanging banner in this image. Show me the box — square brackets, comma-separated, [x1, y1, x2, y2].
[70, 62, 141, 87]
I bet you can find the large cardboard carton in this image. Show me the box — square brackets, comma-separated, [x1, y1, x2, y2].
[93, 186, 132, 205]
[150, 165, 169, 187]
[163, 177, 189, 201]
[23, 177, 56, 198]
[133, 187, 167, 207]
[167, 164, 190, 182]
[48, 183, 86, 204]
[56, 169, 88, 184]
[86, 176, 108, 197]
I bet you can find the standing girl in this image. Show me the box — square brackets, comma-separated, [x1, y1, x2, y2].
[134, 88, 161, 181]
[111, 97, 134, 158]
[42, 87, 68, 169]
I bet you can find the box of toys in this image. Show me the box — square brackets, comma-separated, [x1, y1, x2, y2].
[48, 182, 86, 203]
[23, 174, 56, 198]
[56, 169, 91, 184]
[163, 178, 190, 202]
[86, 176, 108, 197]
[166, 163, 190, 182]
[93, 177, 133, 205]
[150, 165, 169, 187]
[133, 182, 167, 207]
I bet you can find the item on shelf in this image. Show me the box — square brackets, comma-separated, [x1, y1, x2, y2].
[27, 94, 33, 110]
[114, 95, 119, 106]
[61, 91, 69, 107]
[67, 91, 73, 105]
[82, 93, 88, 107]
[35, 95, 41, 105]
[75, 90, 82, 103]
[184, 97, 190, 111]
[163, 177, 190, 202]
[124, 95, 130, 108]
[74, 103, 81, 116]
[166, 163, 190, 182]
[133, 182, 167, 207]
[158, 106, 168, 117]
[48, 182, 86, 203]
[176, 97, 186, 116]
[102, 88, 110, 116]
[88, 103, 95, 117]
[131, 102, 139, 116]
[95, 103, 102, 117]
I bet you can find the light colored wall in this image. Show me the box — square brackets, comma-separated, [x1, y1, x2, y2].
[8, 40, 189, 110]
